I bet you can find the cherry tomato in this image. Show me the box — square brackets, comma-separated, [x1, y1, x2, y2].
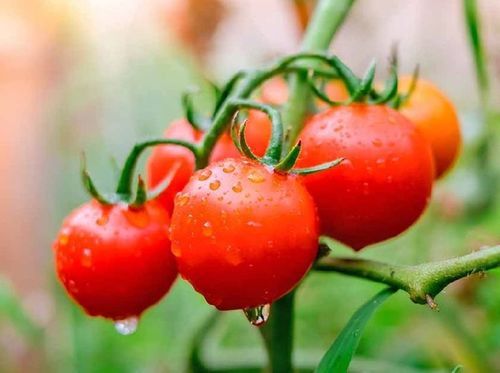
[147, 118, 270, 214]
[170, 158, 318, 310]
[399, 76, 461, 179]
[297, 104, 434, 250]
[54, 200, 177, 320]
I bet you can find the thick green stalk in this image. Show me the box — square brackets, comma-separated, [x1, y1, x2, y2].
[259, 292, 295, 373]
[315, 245, 500, 306]
[283, 0, 356, 148]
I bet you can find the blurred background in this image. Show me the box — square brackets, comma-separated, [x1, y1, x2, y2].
[0, 0, 499, 372]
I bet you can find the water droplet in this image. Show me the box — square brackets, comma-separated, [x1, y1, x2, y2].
[376, 158, 385, 165]
[222, 164, 235, 173]
[176, 193, 190, 206]
[244, 304, 271, 326]
[114, 317, 139, 335]
[232, 182, 243, 193]
[202, 221, 213, 237]
[247, 221, 262, 228]
[81, 248, 92, 267]
[171, 245, 181, 257]
[247, 170, 265, 183]
[96, 214, 108, 226]
[198, 169, 212, 181]
[209, 180, 221, 191]
[372, 139, 382, 147]
[59, 234, 69, 246]
[334, 125, 343, 132]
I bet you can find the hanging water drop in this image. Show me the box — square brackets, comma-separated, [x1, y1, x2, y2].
[114, 316, 139, 335]
[244, 304, 271, 326]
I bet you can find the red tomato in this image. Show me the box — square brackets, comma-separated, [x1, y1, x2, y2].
[297, 104, 434, 250]
[170, 158, 318, 310]
[399, 77, 461, 179]
[54, 200, 177, 320]
[147, 117, 270, 214]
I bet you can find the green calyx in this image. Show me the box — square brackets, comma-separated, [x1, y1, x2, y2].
[80, 139, 200, 208]
[228, 100, 344, 176]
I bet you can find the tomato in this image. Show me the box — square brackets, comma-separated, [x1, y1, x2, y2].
[260, 77, 349, 106]
[54, 200, 177, 320]
[297, 104, 434, 250]
[399, 76, 461, 179]
[170, 158, 318, 310]
[147, 118, 270, 214]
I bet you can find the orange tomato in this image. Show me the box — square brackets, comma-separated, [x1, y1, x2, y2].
[399, 77, 461, 179]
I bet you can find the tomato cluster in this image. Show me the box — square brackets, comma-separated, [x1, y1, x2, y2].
[53, 68, 461, 326]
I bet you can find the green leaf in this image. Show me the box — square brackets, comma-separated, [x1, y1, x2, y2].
[0, 277, 43, 343]
[451, 365, 463, 373]
[315, 287, 396, 373]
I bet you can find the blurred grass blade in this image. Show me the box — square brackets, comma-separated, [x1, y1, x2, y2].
[315, 287, 396, 373]
[463, 0, 489, 100]
[451, 366, 463, 373]
[0, 277, 43, 343]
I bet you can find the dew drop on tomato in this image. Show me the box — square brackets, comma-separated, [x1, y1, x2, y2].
[114, 316, 139, 335]
[247, 170, 265, 183]
[81, 248, 92, 267]
[198, 169, 212, 181]
[202, 221, 213, 237]
[232, 182, 243, 193]
[176, 193, 190, 206]
[171, 244, 181, 257]
[209, 180, 221, 191]
[243, 304, 271, 326]
[222, 164, 235, 173]
[59, 234, 69, 246]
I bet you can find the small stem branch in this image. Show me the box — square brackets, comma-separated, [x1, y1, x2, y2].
[315, 245, 500, 305]
[259, 291, 295, 373]
[116, 139, 199, 197]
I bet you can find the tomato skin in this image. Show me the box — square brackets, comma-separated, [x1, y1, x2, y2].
[399, 77, 461, 179]
[297, 104, 434, 250]
[170, 159, 318, 310]
[147, 118, 270, 214]
[53, 200, 177, 320]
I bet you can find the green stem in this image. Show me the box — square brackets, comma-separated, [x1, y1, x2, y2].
[228, 99, 284, 164]
[259, 291, 295, 373]
[315, 245, 500, 306]
[282, 0, 356, 149]
[115, 138, 199, 197]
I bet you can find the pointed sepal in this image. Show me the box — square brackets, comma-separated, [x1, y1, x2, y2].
[290, 157, 345, 176]
[274, 141, 302, 172]
[80, 153, 112, 205]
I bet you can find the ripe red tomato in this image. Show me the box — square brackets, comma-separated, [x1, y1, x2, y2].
[297, 104, 434, 250]
[399, 76, 461, 179]
[170, 158, 318, 310]
[54, 200, 177, 320]
[147, 117, 270, 214]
